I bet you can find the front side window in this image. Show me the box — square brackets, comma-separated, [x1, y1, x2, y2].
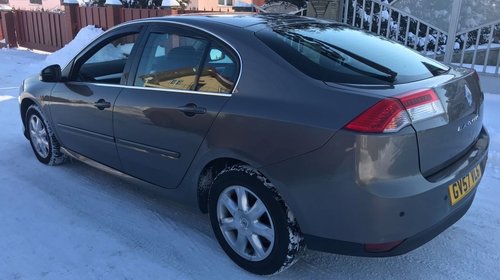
[134, 32, 208, 91]
[73, 33, 138, 84]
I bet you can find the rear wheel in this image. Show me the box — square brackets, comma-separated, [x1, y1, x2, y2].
[209, 165, 304, 275]
[26, 105, 67, 165]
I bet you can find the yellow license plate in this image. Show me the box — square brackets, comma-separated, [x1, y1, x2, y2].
[448, 164, 482, 206]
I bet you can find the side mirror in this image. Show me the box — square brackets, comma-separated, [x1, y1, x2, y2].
[40, 64, 62, 82]
[209, 49, 225, 61]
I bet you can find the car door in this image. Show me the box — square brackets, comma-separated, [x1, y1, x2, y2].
[49, 24, 146, 169]
[113, 24, 239, 188]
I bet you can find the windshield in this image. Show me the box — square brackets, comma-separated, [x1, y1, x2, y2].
[255, 23, 449, 85]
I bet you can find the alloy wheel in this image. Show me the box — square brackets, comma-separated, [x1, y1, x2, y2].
[216, 185, 275, 261]
[29, 114, 50, 158]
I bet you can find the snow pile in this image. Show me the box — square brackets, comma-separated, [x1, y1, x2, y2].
[87, 42, 133, 63]
[43, 25, 104, 69]
[105, 0, 122, 5]
[381, 10, 389, 20]
[0, 4, 12, 11]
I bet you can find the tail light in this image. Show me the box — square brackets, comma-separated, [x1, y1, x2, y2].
[472, 70, 480, 82]
[345, 89, 444, 133]
[472, 70, 482, 92]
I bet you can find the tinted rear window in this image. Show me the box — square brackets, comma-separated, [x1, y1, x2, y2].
[255, 23, 449, 84]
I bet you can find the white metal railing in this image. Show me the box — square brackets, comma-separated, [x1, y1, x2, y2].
[340, 0, 500, 76]
[455, 19, 500, 75]
[342, 0, 448, 59]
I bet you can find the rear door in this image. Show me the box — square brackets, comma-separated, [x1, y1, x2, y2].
[50, 25, 145, 169]
[113, 24, 239, 188]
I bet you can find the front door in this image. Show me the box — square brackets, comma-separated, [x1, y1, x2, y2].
[49, 26, 144, 169]
[113, 25, 239, 188]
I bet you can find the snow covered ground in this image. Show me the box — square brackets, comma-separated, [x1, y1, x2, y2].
[1, 31, 500, 279]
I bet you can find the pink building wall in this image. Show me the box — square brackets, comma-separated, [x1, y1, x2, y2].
[7, 0, 63, 11]
[187, 0, 234, 12]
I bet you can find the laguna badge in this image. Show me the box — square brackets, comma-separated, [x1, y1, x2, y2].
[457, 115, 478, 132]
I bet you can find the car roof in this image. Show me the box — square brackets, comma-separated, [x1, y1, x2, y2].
[134, 13, 327, 29]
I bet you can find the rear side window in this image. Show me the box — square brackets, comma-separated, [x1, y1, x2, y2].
[133, 31, 238, 94]
[256, 23, 449, 84]
[134, 32, 208, 91]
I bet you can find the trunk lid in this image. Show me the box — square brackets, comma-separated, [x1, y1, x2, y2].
[327, 66, 484, 176]
[412, 68, 484, 176]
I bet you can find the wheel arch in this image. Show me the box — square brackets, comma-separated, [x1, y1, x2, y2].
[20, 97, 39, 139]
[194, 153, 298, 217]
[205, 160, 306, 274]
[197, 157, 246, 213]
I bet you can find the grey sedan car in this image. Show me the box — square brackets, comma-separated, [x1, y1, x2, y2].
[19, 14, 489, 274]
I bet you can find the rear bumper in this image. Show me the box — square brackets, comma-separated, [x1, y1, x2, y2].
[304, 190, 475, 256]
[260, 126, 489, 256]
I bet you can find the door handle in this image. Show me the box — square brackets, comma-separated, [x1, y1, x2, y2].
[177, 103, 207, 117]
[94, 99, 111, 110]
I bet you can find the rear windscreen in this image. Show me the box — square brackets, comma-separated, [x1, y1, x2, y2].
[255, 23, 449, 84]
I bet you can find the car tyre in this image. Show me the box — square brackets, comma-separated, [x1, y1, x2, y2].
[26, 105, 67, 165]
[209, 165, 305, 275]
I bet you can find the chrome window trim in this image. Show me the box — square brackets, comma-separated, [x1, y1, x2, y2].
[67, 81, 232, 97]
[105, 19, 243, 95]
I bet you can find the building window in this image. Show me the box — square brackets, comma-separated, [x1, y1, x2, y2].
[29, 0, 42, 4]
[0, 0, 9, 4]
[218, 0, 232, 6]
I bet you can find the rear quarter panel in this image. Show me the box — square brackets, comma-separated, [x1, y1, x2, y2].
[188, 23, 383, 168]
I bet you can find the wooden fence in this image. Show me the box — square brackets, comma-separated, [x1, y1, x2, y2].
[15, 10, 66, 52]
[0, 13, 4, 41]
[0, 4, 222, 52]
[76, 7, 177, 31]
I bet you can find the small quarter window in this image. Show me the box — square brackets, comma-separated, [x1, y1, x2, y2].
[197, 43, 238, 94]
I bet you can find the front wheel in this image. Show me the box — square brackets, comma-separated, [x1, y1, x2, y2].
[208, 165, 305, 275]
[26, 105, 67, 165]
